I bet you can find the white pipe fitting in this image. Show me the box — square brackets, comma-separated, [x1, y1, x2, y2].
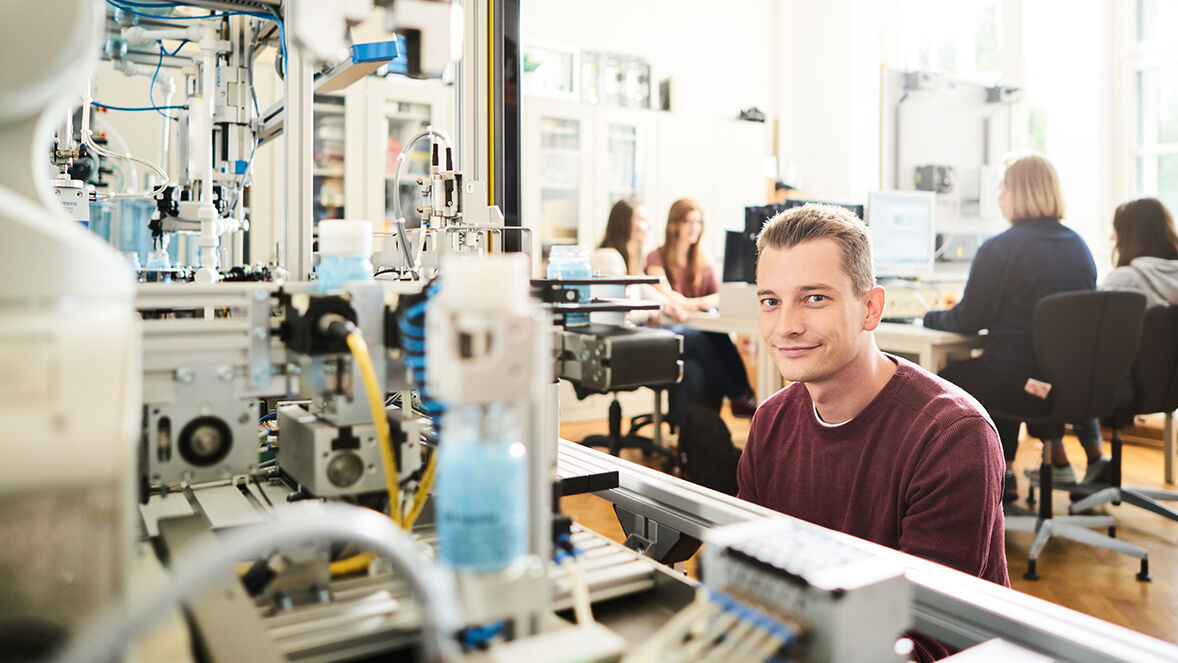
[121, 25, 197, 46]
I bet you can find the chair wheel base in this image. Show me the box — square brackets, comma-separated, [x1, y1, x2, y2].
[1137, 560, 1151, 582]
[1024, 560, 1040, 581]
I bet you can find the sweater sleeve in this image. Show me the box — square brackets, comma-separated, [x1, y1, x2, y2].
[1099, 266, 1142, 293]
[700, 264, 719, 297]
[900, 415, 1010, 586]
[590, 247, 627, 277]
[922, 241, 1007, 333]
[644, 248, 665, 272]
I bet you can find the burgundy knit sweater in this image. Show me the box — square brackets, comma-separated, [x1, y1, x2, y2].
[737, 356, 1009, 660]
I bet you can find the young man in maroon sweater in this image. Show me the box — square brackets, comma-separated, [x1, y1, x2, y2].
[736, 204, 1009, 661]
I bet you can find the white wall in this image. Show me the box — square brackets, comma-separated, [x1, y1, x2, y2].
[521, 0, 780, 263]
[1022, 0, 1114, 271]
[521, 0, 780, 122]
[781, 0, 885, 202]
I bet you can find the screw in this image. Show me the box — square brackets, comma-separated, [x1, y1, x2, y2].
[218, 366, 235, 381]
[254, 290, 267, 301]
[253, 328, 267, 340]
[175, 368, 194, 383]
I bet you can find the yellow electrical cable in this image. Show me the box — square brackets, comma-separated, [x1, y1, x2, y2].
[403, 450, 439, 528]
[345, 332, 403, 525]
[329, 551, 376, 577]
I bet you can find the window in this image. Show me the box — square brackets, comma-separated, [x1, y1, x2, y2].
[894, 0, 1001, 81]
[1131, 0, 1178, 214]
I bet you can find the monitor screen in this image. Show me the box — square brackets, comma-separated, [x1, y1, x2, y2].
[728, 201, 869, 283]
[867, 190, 936, 279]
[782, 199, 865, 222]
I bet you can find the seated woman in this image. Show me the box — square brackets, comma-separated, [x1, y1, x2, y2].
[1102, 197, 1178, 307]
[922, 153, 1101, 501]
[1036, 198, 1178, 485]
[645, 198, 756, 418]
[590, 199, 686, 325]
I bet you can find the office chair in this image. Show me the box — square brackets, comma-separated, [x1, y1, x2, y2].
[579, 385, 676, 472]
[1001, 291, 1151, 581]
[1068, 305, 1178, 523]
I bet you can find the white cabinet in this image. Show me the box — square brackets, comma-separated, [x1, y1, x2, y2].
[340, 77, 455, 230]
[313, 94, 349, 225]
[523, 96, 658, 261]
[523, 95, 770, 270]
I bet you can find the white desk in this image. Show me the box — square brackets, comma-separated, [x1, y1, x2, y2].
[681, 313, 984, 402]
[874, 322, 984, 374]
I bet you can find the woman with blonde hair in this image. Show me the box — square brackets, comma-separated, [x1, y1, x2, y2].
[923, 153, 1101, 501]
[645, 199, 756, 419]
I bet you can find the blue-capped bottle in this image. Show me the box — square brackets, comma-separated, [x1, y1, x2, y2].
[434, 404, 527, 573]
[546, 244, 592, 326]
[316, 220, 374, 292]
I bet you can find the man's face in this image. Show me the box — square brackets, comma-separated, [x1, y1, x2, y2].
[756, 239, 881, 386]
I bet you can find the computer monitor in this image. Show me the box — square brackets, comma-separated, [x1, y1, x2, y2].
[867, 190, 936, 279]
[725, 202, 869, 283]
[781, 199, 865, 222]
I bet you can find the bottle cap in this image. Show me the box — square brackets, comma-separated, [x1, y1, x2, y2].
[548, 244, 589, 262]
[318, 220, 373, 257]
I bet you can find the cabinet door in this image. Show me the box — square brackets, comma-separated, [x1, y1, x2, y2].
[523, 98, 594, 261]
[312, 94, 347, 226]
[354, 78, 455, 229]
[592, 107, 655, 245]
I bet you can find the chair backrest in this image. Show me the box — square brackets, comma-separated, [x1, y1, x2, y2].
[1032, 290, 1147, 421]
[1128, 305, 1178, 415]
[676, 405, 740, 495]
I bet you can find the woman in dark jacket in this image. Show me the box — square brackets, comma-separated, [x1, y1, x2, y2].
[923, 153, 1101, 502]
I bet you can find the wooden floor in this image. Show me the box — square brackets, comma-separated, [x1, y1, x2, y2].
[559, 408, 1178, 645]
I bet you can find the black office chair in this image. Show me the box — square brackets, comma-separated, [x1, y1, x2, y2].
[1001, 291, 1151, 581]
[579, 385, 676, 472]
[1069, 305, 1178, 523]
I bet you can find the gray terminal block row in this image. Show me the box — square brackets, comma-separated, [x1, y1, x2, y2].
[703, 517, 913, 663]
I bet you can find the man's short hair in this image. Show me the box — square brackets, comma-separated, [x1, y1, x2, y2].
[756, 203, 876, 294]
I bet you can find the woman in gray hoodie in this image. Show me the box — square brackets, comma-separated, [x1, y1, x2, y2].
[1102, 197, 1178, 308]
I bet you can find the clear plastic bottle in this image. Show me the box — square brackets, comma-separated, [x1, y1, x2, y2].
[317, 220, 374, 292]
[546, 244, 592, 326]
[434, 404, 527, 573]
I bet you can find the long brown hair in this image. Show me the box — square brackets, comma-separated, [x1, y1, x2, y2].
[1113, 197, 1178, 267]
[659, 198, 706, 290]
[599, 199, 641, 274]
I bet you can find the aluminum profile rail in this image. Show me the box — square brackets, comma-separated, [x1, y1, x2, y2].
[557, 439, 1178, 663]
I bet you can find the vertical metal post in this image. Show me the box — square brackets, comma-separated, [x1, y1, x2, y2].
[496, 0, 521, 250]
[282, 0, 313, 280]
